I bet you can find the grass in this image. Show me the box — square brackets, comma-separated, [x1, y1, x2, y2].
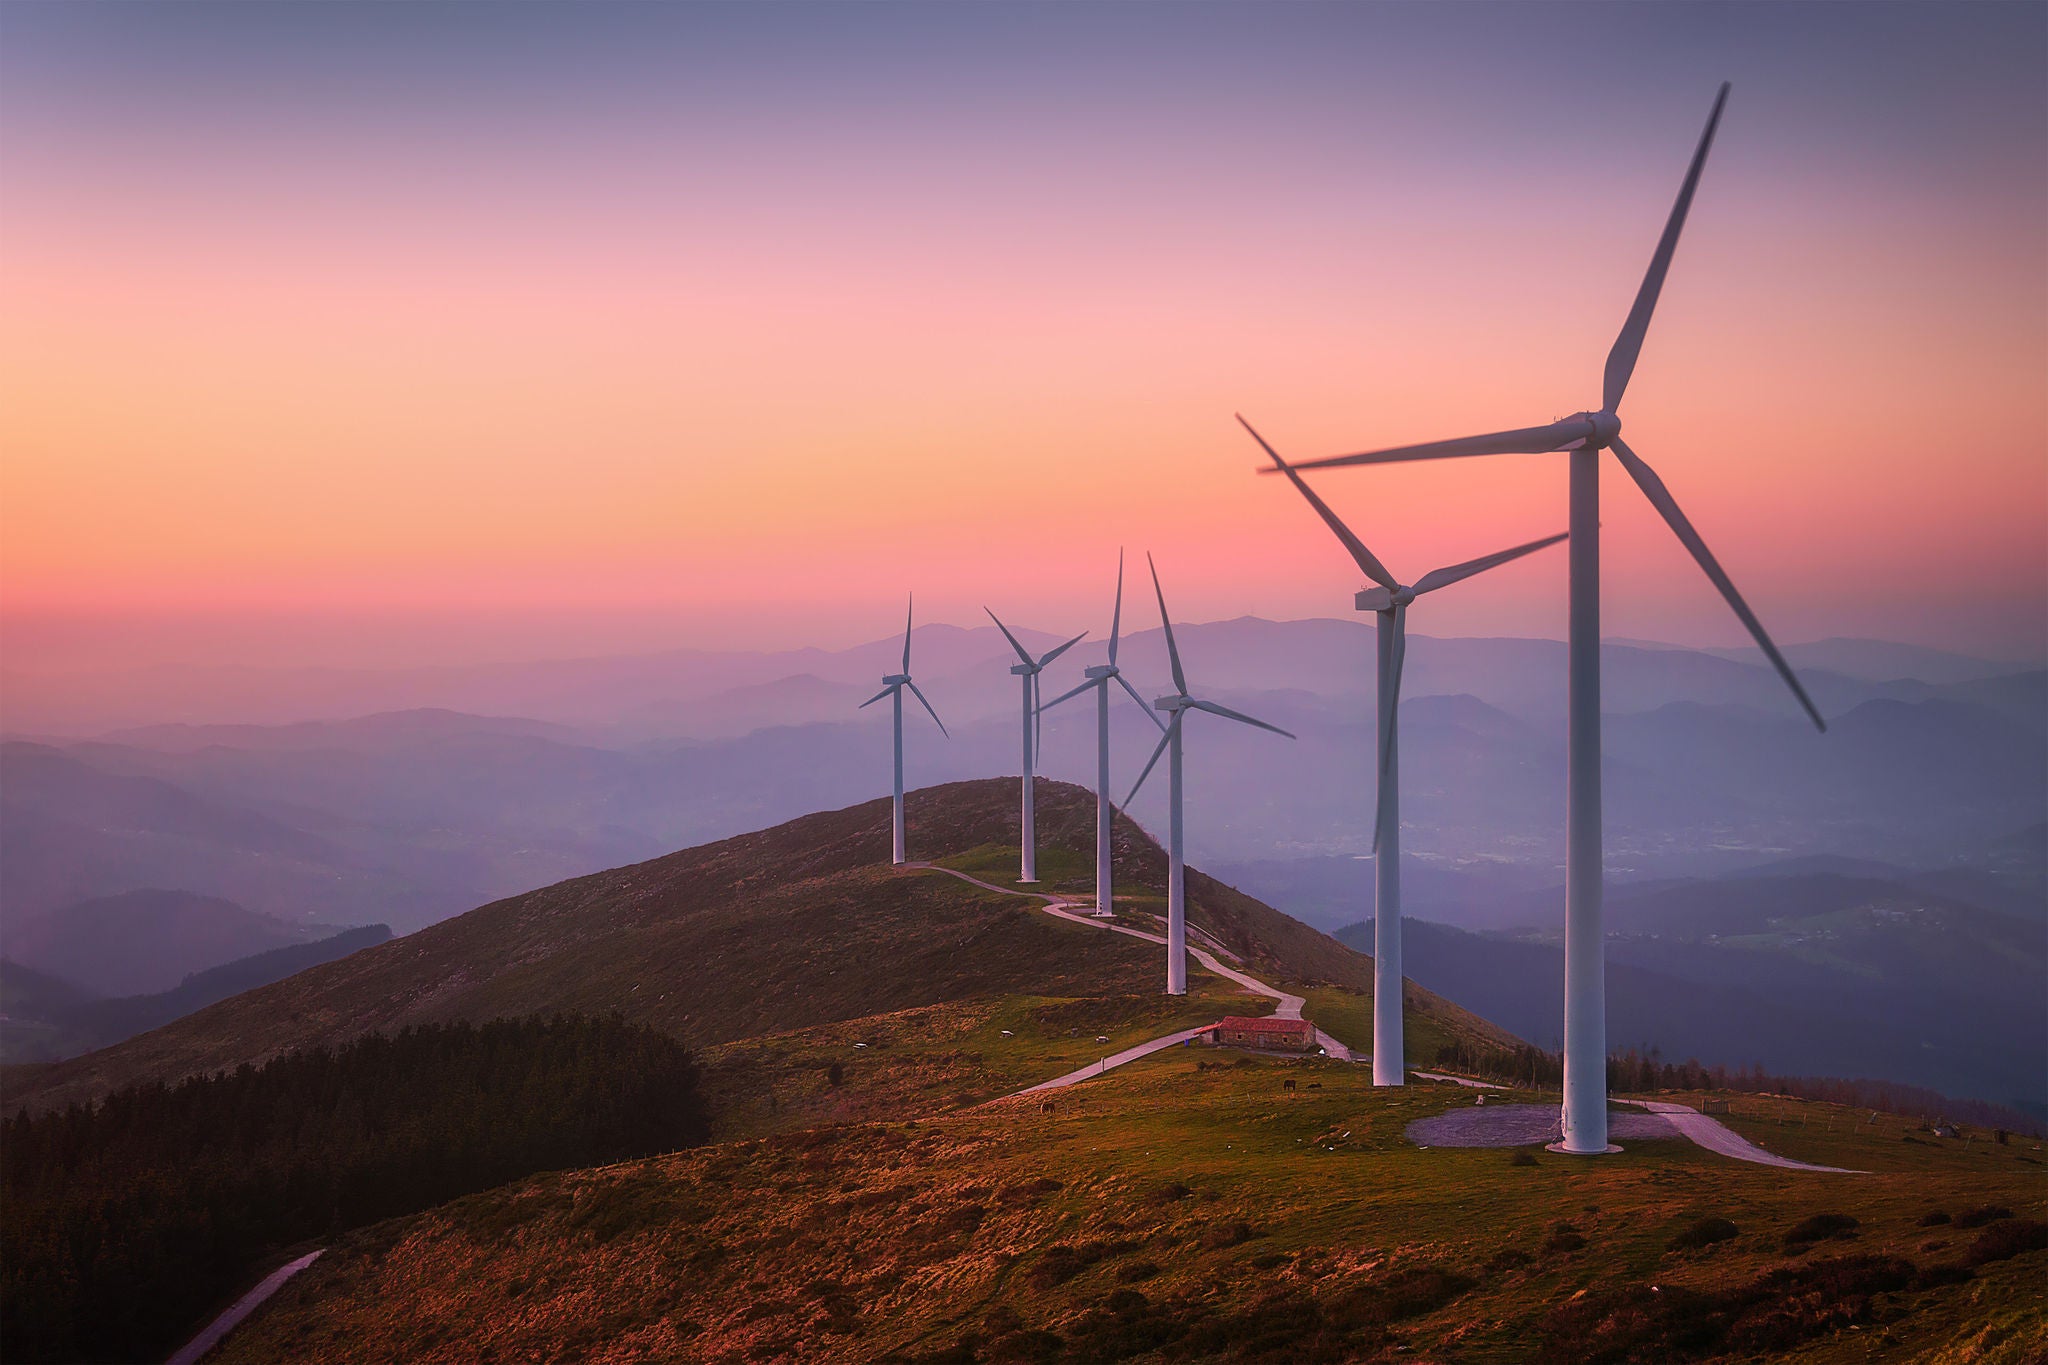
[208, 1051, 2047, 1365]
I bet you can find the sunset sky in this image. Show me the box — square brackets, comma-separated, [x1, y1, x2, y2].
[2, 1, 2042, 675]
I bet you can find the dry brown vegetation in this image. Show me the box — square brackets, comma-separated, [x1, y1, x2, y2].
[209, 1060, 2046, 1365]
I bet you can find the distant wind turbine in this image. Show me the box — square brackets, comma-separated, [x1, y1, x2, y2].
[859, 595, 947, 865]
[1242, 415, 1565, 1086]
[986, 608, 1087, 883]
[1038, 550, 1167, 916]
[1125, 554, 1294, 995]
[1266, 84, 1825, 1152]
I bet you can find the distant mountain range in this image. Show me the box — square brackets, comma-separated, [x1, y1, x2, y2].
[0, 925, 392, 1064]
[1323, 855, 2046, 1114]
[2, 887, 354, 997]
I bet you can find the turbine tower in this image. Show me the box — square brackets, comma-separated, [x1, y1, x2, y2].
[1243, 416, 1565, 1086]
[986, 609, 1087, 882]
[1125, 555, 1293, 995]
[1038, 550, 1167, 916]
[1271, 84, 1825, 1152]
[859, 595, 948, 865]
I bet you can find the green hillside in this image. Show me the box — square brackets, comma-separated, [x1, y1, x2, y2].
[209, 1057, 2048, 1365]
[2, 780, 1510, 1118]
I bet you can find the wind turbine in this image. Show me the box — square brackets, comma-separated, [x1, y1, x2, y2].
[859, 595, 948, 865]
[1242, 416, 1565, 1086]
[986, 608, 1087, 883]
[1124, 554, 1294, 995]
[1038, 550, 1167, 916]
[1268, 84, 1825, 1152]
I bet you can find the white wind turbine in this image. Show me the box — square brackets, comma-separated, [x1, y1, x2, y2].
[1037, 551, 1167, 916]
[1242, 416, 1565, 1086]
[1270, 84, 1825, 1152]
[1124, 554, 1294, 995]
[985, 608, 1088, 883]
[859, 595, 948, 865]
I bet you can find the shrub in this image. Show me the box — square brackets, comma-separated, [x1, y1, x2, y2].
[1783, 1213, 1859, 1248]
[1024, 1239, 1132, 1290]
[1483, 1247, 1533, 1276]
[1962, 1219, 2048, 1267]
[939, 1204, 986, 1236]
[1953, 1205, 2014, 1229]
[1543, 1221, 1587, 1255]
[1668, 1216, 1739, 1251]
[1508, 1149, 1539, 1167]
[1539, 1254, 1920, 1363]
[1147, 1181, 1192, 1206]
[1115, 1261, 1160, 1283]
[1917, 1210, 1952, 1226]
[999, 1177, 1064, 1204]
[1200, 1220, 1261, 1249]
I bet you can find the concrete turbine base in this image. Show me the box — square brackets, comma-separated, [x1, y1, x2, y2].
[1546, 1140, 1623, 1155]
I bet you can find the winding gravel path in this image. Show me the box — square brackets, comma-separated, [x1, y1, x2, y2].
[165, 1250, 322, 1365]
[910, 864, 1359, 1076]
[1616, 1098, 1860, 1173]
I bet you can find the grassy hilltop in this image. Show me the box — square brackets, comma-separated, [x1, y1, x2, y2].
[1, 779, 1510, 1122]
[212, 1055, 2047, 1365]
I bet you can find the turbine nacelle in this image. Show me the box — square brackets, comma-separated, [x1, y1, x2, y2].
[881, 673, 910, 686]
[1355, 585, 1415, 612]
[1153, 694, 1191, 713]
[1009, 662, 1038, 676]
[1083, 664, 1118, 681]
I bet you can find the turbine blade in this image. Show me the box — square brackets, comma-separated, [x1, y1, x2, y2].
[1603, 83, 1730, 412]
[1109, 548, 1125, 665]
[906, 679, 949, 737]
[1611, 436, 1825, 731]
[1274, 418, 1593, 472]
[1239, 414, 1399, 590]
[1373, 605, 1409, 853]
[1410, 531, 1570, 597]
[859, 684, 897, 709]
[1037, 629, 1088, 667]
[1113, 671, 1168, 731]
[1039, 677, 1096, 712]
[1186, 697, 1296, 740]
[1122, 712, 1180, 808]
[902, 594, 914, 674]
[985, 608, 1034, 666]
[1147, 552, 1188, 695]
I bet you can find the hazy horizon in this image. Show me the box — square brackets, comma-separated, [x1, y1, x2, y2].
[4, 604, 2040, 683]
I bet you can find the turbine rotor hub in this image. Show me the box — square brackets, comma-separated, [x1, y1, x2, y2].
[1583, 409, 1622, 449]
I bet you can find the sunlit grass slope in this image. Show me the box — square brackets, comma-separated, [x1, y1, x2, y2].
[212, 1056, 2047, 1365]
[3, 779, 1509, 1119]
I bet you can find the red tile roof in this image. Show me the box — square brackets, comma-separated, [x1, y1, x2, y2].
[1214, 1016, 1312, 1035]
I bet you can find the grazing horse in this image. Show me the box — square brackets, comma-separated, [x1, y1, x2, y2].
[1282, 1079, 1297, 1093]
[1039, 1099, 1057, 1115]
